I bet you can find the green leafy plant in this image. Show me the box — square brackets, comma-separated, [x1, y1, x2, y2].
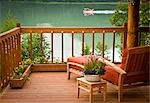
[83, 42, 108, 56]
[95, 42, 108, 56]
[84, 56, 106, 75]
[13, 59, 33, 79]
[84, 43, 91, 55]
[110, 1, 149, 27]
[34, 56, 49, 64]
[21, 33, 51, 60]
[110, 1, 149, 51]
[54, 57, 61, 64]
[0, 10, 16, 33]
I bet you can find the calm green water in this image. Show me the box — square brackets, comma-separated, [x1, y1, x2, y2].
[0, 1, 121, 61]
[0, 1, 117, 27]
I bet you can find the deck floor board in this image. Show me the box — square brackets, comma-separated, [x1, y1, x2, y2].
[0, 72, 149, 103]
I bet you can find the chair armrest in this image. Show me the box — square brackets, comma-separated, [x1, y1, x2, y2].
[67, 62, 84, 69]
[98, 58, 126, 75]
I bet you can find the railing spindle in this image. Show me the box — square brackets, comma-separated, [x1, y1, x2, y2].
[92, 31, 95, 55]
[17, 33, 21, 65]
[72, 31, 74, 57]
[1, 41, 5, 89]
[6, 39, 10, 80]
[51, 31, 54, 63]
[61, 31, 64, 62]
[11, 36, 15, 70]
[3, 41, 7, 87]
[102, 31, 105, 58]
[13, 35, 17, 67]
[112, 31, 116, 62]
[82, 31, 84, 56]
[40, 32, 43, 56]
[8, 37, 13, 76]
[29, 32, 32, 60]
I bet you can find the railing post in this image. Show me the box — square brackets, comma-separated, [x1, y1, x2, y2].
[16, 22, 21, 63]
[123, 23, 127, 50]
[16, 22, 20, 27]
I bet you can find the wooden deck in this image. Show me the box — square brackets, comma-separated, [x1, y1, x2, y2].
[0, 72, 149, 103]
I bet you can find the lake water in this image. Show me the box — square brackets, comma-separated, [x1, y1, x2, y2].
[0, 1, 121, 62]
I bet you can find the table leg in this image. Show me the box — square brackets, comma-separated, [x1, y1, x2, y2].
[77, 80, 80, 98]
[89, 86, 93, 103]
[103, 84, 107, 102]
[78, 87, 80, 98]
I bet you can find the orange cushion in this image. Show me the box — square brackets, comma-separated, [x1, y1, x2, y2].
[67, 55, 100, 65]
[67, 55, 100, 71]
[103, 64, 121, 85]
[103, 49, 128, 85]
[67, 56, 89, 65]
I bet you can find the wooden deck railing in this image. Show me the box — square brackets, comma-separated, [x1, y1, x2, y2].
[0, 23, 149, 93]
[0, 27, 21, 92]
[20, 24, 127, 63]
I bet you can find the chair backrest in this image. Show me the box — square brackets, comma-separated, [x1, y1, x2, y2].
[123, 46, 149, 84]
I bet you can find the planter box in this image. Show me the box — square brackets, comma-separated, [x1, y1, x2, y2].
[31, 63, 67, 72]
[9, 64, 32, 88]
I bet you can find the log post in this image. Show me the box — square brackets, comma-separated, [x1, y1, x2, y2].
[127, 0, 140, 48]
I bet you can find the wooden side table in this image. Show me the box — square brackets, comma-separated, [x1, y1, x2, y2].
[77, 77, 107, 103]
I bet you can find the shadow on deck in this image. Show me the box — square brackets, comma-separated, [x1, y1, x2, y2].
[0, 72, 149, 103]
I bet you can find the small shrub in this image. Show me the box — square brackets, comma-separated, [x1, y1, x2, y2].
[84, 56, 106, 75]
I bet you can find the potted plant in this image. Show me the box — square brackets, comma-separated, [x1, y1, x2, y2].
[84, 56, 106, 82]
[10, 58, 33, 88]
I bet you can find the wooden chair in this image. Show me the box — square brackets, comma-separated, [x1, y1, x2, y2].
[99, 46, 149, 102]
